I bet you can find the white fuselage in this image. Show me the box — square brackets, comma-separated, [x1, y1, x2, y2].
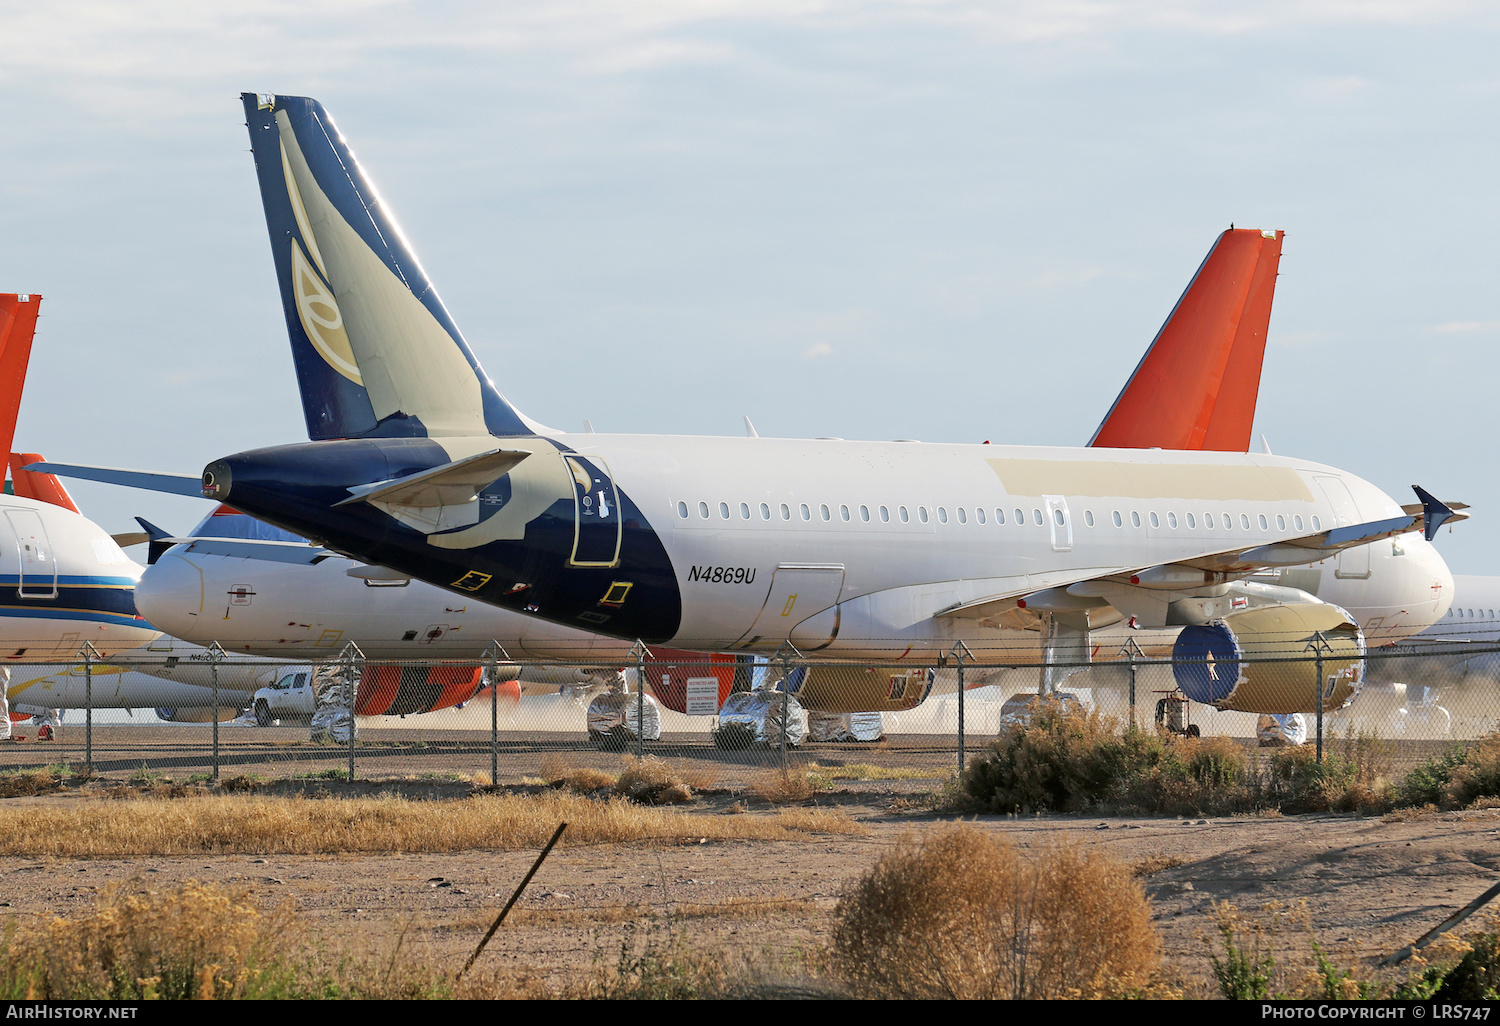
[149, 436, 1450, 664]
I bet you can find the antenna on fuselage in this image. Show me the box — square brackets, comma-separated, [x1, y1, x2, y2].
[743, 415, 759, 438]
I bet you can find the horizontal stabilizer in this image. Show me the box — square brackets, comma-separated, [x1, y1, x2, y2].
[172, 537, 335, 564]
[334, 448, 531, 508]
[28, 462, 204, 498]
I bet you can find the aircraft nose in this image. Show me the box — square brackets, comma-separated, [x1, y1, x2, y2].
[135, 553, 207, 641]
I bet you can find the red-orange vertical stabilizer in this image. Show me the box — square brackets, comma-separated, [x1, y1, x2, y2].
[0, 295, 41, 461]
[10, 453, 80, 514]
[1088, 229, 1283, 452]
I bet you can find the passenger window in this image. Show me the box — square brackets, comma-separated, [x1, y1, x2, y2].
[957, 507, 967, 524]
[1186, 512, 1196, 529]
[1222, 513, 1232, 530]
[840, 504, 850, 522]
[677, 501, 688, 519]
[699, 501, 710, 519]
[800, 503, 811, 521]
[1312, 515, 1321, 531]
[1112, 511, 1122, 528]
[996, 508, 1006, 525]
[1258, 514, 1268, 531]
[860, 505, 870, 522]
[1149, 512, 1160, 529]
[820, 503, 830, 521]
[937, 507, 948, 524]
[899, 506, 910, 523]
[1053, 508, 1064, 527]
[919, 507, 930, 524]
[719, 502, 730, 519]
[1294, 515, 1304, 531]
[1131, 511, 1141, 528]
[780, 503, 790, 521]
[1168, 512, 1177, 529]
[976, 508, 986, 524]
[880, 505, 890, 522]
[740, 502, 750, 519]
[1241, 514, 1251, 530]
[1276, 514, 1286, 531]
[760, 502, 770, 520]
[1084, 510, 1094, 527]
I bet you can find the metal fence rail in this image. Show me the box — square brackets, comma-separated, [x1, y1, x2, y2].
[2, 640, 1499, 786]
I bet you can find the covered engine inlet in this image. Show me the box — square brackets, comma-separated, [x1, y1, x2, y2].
[784, 665, 934, 714]
[1172, 603, 1364, 715]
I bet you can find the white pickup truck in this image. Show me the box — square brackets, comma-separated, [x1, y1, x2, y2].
[251, 667, 315, 726]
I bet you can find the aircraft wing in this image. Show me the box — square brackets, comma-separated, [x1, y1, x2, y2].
[941, 485, 1463, 624]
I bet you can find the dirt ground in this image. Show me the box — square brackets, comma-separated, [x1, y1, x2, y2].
[3, 780, 1499, 997]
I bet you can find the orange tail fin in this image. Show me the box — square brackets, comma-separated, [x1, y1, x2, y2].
[1089, 229, 1283, 452]
[10, 453, 80, 514]
[0, 295, 41, 461]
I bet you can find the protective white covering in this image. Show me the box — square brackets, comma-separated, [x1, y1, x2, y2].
[309, 663, 357, 744]
[1255, 713, 1307, 747]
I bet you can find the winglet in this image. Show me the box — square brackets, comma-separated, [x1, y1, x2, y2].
[134, 517, 175, 566]
[1413, 485, 1457, 542]
[1090, 228, 1283, 451]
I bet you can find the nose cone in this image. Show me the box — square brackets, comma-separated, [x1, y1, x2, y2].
[135, 552, 207, 643]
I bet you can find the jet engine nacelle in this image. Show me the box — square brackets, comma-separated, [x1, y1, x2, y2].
[785, 665, 935, 714]
[1172, 603, 1364, 714]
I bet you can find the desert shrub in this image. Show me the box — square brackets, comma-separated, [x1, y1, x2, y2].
[614, 757, 693, 805]
[1116, 735, 1266, 817]
[1439, 735, 1500, 809]
[963, 699, 1168, 813]
[1394, 932, 1500, 1000]
[831, 825, 1160, 999]
[1396, 744, 1469, 807]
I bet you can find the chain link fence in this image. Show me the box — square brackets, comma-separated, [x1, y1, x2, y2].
[2, 640, 1499, 786]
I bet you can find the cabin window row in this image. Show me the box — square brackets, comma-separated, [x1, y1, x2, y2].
[674, 500, 1320, 534]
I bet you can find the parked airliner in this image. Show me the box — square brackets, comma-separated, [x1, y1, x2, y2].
[39, 96, 1467, 718]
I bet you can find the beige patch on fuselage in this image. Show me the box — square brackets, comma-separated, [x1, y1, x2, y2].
[986, 458, 1314, 502]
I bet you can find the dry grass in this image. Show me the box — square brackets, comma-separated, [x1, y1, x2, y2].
[804, 762, 945, 784]
[752, 770, 815, 804]
[0, 792, 865, 857]
[486, 895, 815, 927]
[831, 825, 1162, 999]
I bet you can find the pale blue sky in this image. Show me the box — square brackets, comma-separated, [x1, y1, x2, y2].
[2, 1, 1498, 570]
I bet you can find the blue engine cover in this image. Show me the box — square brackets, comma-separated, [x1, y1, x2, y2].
[1172, 621, 1243, 704]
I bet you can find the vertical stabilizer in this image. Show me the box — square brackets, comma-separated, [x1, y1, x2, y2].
[0, 295, 41, 461]
[9, 453, 79, 514]
[241, 93, 533, 441]
[1089, 228, 1283, 452]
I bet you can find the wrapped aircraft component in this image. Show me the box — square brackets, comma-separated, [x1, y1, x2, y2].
[715, 689, 807, 748]
[1256, 713, 1307, 747]
[1173, 603, 1364, 714]
[309, 663, 357, 744]
[806, 710, 886, 742]
[587, 689, 662, 748]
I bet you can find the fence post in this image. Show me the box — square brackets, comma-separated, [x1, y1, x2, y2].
[772, 642, 803, 781]
[80, 642, 99, 772]
[948, 641, 974, 778]
[481, 641, 511, 785]
[207, 641, 227, 781]
[629, 640, 652, 759]
[1120, 636, 1146, 731]
[335, 641, 365, 780]
[1304, 631, 1333, 764]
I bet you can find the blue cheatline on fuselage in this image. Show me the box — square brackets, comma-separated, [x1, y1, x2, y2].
[0, 574, 148, 630]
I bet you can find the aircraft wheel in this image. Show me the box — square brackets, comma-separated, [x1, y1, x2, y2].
[254, 701, 273, 728]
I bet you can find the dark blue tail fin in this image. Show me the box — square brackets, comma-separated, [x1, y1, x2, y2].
[241, 93, 533, 441]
